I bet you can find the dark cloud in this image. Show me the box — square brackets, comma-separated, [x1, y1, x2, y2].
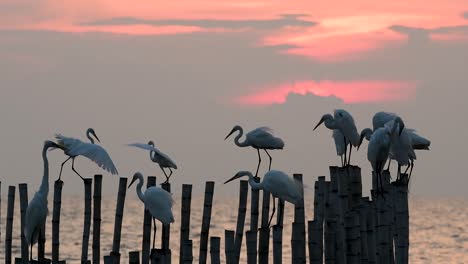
[81, 14, 317, 30]
[463, 12, 468, 19]
[390, 23, 468, 42]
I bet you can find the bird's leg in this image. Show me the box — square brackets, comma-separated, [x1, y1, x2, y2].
[264, 149, 272, 171]
[161, 166, 169, 183]
[30, 243, 33, 262]
[71, 158, 85, 181]
[152, 217, 157, 250]
[168, 168, 173, 181]
[408, 160, 414, 184]
[348, 143, 353, 166]
[343, 136, 348, 167]
[403, 163, 410, 175]
[340, 155, 344, 167]
[386, 159, 391, 171]
[255, 149, 262, 177]
[397, 164, 402, 184]
[58, 156, 72, 180]
[267, 196, 276, 228]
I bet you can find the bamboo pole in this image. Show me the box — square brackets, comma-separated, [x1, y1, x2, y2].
[5, 186, 15, 264]
[179, 185, 192, 264]
[366, 198, 377, 264]
[345, 210, 361, 264]
[109, 177, 128, 263]
[210, 237, 221, 264]
[160, 182, 171, 262]
[92, 175, 103, 264]
[312, 176, 326, 263]
[142, 176, 156, 264]
[330, 167, 346, 264]
[199, 181, 215, 264]
[348, 166, 362, 209]
[52, 179, 64, 263]
[291, 174, 306, 264]
[272, 199, 284, 264]
[359, 197, 369, 264]
[258, 189, 270, 264]
[81, 178, 93, 264]
[245, 231, 257, 264]
[182, 240, 193, 264]
[38, 222, 46, 261]
[394, 174, 409, 264]
[225, 230, 235, 264]
[129, 252, 140, 264]
[233, 180, 248, 264]
[19, 183, 29, 263]
[323, 181, 337, 264]
[308, 220, 322, 264]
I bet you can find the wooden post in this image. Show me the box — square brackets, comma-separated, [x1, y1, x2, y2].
[245, 231, 257, 264]
[308, 220, 322, 264]
[359, 198, 369, 264]
[179, 185, 192, 264]
[323, 181, 337, 264]
[374, 170, 392, 264]
[291, 174, 306, 264]
[109, 177, 128, 263]
[233, 180, 249, 264]
[366, 198, 377, 264]
[224, 230, 235, 264]
[142, 176, 156, 264]
[258, 189, 270, 264]
[52, 180, 64, 263]
[18, 183, 29, 263]
[182, 240, 193, 264]
[81, 178, 93, 264]
[5, 186, 15, 264]
[129, 252, 140, 264]
[209, 237, 221, 264]
[345, 210, 361, 264]
[394, 174, 409, 264]
[312, 176, 326, 264]
[272, 225, 283, 264]
[160, 182, 171, 262]
[92, 175, 103, 264]
[199, 181, 215, 264]
[331, 167, 346, 264]
[347, 166, 362, 209]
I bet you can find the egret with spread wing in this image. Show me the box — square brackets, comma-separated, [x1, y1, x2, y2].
[224, 170, 302, 228]
[314, 109, 360, 166]
[128, 172, 174, 249]
[225, 125, 284, 177]
[55, 128, 118, 180]
[127, 141, 177, 183]
[25, 141, 63, 261]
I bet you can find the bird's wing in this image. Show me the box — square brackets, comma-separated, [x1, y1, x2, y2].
[408, 131, 431, 150]
[70, 142, 118, 175]
[55, 134, 83, 150]
[128, 143, 161, 152]
[332, 129, 347, 156]
[372, 112, 398, 130]
[145, 187, 175, 224]
[247, 127, 284, 149]
[264, 170, 303, 204]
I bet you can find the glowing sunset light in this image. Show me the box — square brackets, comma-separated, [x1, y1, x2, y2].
[234, 80, 417, 105]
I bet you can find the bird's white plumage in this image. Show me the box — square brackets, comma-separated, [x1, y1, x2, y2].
[56, 134, 118, 175]
[245, 127, 284, 149]
[332, 129, 348, 156]
[333, 109, 360, 146]
[384, 121, 416, 166]
[372, 111, 399, 131]
[128, 143, 177, 169]
[144, 186, 175, 225]
[409, 131, 431, 150]
[367, 127, 392, 173]
[25, 192, 48, 245]
[261, 170, 303, 205]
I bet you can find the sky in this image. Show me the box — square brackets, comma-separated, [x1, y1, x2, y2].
[0, 0, 467, 198]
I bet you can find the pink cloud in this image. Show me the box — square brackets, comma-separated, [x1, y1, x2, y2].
[234, 80, 417, 105]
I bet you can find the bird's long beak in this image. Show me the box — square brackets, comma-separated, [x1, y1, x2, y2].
[92, 131, 101, 143]
[224, 174, 241, 184]
[224, 128, 236, 140]
[358, 134, 365, 151]
[128, 177, 137, 189]
[313, 117, 325, 131]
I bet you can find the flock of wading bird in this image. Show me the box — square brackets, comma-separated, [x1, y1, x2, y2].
[24, 110, 430, 261]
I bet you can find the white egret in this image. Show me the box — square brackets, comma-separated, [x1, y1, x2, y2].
[372, 111, 404, 131]
[359, 126, 392, 193]
[128, 172, 174, 249]
[225, 126, 285, 177]
[55, 128, 118, 180]
[128, 141, 177, 183]
[25, 140, 63, 261]
[224, 170, 302, 228]
[384, 120, 416, 182]
[314, 109, 360, 166]
[333, 129, 349, 167]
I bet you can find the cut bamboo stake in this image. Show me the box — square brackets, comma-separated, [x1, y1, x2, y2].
[161, 182, 171, 261]
[394, 174, 409, 264]
[233, 180, 249, 264]
[38, 222, 46, 261]
[210, 237, 221, 264]
[331, 167, 346, 264]
[367, 197, 377, 264]
[19, 183, 29, 263]
[199, 181, 215, 264]
[182, 240, 193, 264]
[142, 176, 156, 264]
[110, 177, 128, 263]
[81, 178, 93, 264]
[359, 197, 370, 264]
[345, 210, 361, 264]
[273, 199, 285, 264]
[129, 251, 140, 264]
[225, 230, 235, 264]
[312, 176, 326, 264]
[291, 174, 306, 264]
[179, 185, 192, 264]
[324, 181, 337, 264]
[245, 231, 257, 264]
[52, 180, 64, 263]
[258, 189, 270, 264]
[92, 175, 103, 264]
[348, 166, 362, 209]
[308, 220, 322, 264]
[5, 186, 15, 264]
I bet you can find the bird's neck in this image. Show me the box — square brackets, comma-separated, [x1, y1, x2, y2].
[87, 131, 95, 144]
[234, 127, 249, 147]
[39, 145, 50, 195]
[324, 119, 338, 130]
[136, 177, 146, 203]
[248, 174, 263, 190]
[149, 150, 156, 162]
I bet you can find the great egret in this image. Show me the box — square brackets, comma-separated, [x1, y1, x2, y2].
[314, 109, 360, 166]
[225, 126, 285, 177]
[128, 141, 177, 183]
[359, 126, 392, 193]
[224, 170, 302, 228]
[128, 172, 174, 249]
[55, 128, 118, 180]
[333, 129, 349, 167]
[384, 120, 416, 182]
[25, 140, 63, 261]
